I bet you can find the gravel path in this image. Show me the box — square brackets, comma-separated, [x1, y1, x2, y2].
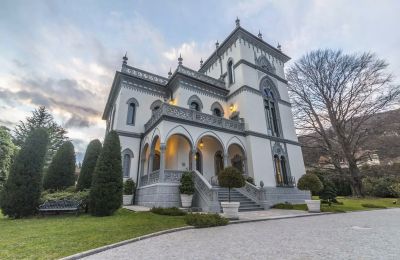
[83, 208, 400, 260]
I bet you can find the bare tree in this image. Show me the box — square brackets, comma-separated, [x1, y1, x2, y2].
[287, 49, 399, 196]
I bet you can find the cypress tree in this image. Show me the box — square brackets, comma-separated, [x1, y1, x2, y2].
[76, 139, 102, 191]
[90, 131, 123, 216]
[0, 128, 48, 218]
[43, 141, 76, 190]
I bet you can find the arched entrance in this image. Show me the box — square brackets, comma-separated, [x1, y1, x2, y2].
[227, 143, 246, 175]
[165, 134, 192, 171]
[195, 134, 225, 181]
[150, 136, 161, 172]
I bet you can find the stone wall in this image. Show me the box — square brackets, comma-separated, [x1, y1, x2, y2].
[136, 183, 181, 208]
[260, 187, 311, 209]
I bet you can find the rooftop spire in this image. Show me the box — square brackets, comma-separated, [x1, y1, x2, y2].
[258, 30, 262, 39]
[122, 52, 128, 65]
[235, 17, 240, 27]
[178, 53, 183, 65]
[215, 41, 219, 49]
[277, 43, 282, 51]
[200, 58, 203, 68]
[168, 68, 172, 78]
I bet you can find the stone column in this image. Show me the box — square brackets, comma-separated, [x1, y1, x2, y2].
[224, 153, 229, 167]
[243, 156, 249, 177]
[147, 152, 154, 183]
[191, 148, 197, 171]
[159, 143, 166, 182]
[139, 158, 146, 187]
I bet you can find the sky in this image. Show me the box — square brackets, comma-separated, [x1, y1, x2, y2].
[1, 0, 399, 162]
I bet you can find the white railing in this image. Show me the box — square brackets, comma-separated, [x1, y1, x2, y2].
[236, 181, 263, 205]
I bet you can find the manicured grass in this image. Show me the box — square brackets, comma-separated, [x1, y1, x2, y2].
[0, 209, 186, 259]
[294, 197, 400, 213]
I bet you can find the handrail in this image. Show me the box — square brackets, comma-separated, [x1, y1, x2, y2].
[192, 170, 220, 212]
[236, 181, 263, 204]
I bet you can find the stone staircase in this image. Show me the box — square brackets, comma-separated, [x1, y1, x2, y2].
[217, 188, 263, 212]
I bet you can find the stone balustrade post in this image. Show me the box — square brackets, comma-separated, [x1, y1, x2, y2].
[159, 143, 166, 182]
[147, 152, 154, 183]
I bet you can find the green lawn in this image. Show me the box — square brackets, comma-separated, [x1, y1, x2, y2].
[293, 197, 400, 212]
[0, 209, 186, 260]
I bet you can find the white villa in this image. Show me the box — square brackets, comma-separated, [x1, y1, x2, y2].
[102, 18, 310, 212]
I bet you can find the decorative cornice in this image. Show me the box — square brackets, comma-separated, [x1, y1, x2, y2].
[177, 80, 227, 101]
[234, 59, 288, 84]
[121, 64, 168, 86]
[115, 130, 143, 139]
[176, 65, 226, 89]
[226, 85, 292, 107]
[121, 79, 167, 98]
[199, 27, 290, 73]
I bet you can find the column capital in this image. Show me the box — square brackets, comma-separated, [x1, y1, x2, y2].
[160, 143, 167, 151]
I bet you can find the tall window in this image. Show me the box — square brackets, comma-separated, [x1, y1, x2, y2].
[123, 154, 131, 177]
[274, 154, 290, 186]
[227, 60, 234, 84]
[195, 151, 202, 173]
[127, 103, 136, 125]
[263, 88, 280, 137]
[214, 151, 224, 175]
[190, 102, 200, 111]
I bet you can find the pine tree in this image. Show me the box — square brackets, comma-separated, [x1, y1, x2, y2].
[43, 141, 76, 190]
[90, 131, 123, 216]
[76, 139, 102, 191]
[0, 128, 48, 218]
[320, 181, 337, 205]
[0, 126, 17, 192]
[14, 106, 68, 166]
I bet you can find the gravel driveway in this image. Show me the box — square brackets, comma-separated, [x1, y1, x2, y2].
[82, 208, 400, 260]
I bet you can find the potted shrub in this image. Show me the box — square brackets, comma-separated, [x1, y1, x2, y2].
[123, 178, 135, 205]
[179, 171, 195, 208]
[218, 167, 245, 219]
[297, 173, 323, 212]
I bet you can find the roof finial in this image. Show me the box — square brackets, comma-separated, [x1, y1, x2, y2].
[178, 53, 183, 65]
[277, 42, 282, 51]
[215, 41, 219, 49]
[168, 68, 172, 78]
[235, 17, 240, 27]
[258, 30, 263, 39]
[200, 58, 203, 68]
[122, 52, 128, 65]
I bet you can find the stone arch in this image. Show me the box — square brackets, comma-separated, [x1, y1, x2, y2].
[150, 99, 163, 111]
[126, 97, 140, 106]
[187, 94, 204, 112]
[210, 101, 225, 117]
[226, 136, 246, 154]
[195, 131, 226, 154]
[122, 148, 134, 178]
[256, 55, 275, 72]
[122, 148, 134, 157]
[165, 125, 194, 147]
[259, 76, 280, 100]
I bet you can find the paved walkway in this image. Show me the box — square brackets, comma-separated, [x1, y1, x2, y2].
[82, 208, 400, 260]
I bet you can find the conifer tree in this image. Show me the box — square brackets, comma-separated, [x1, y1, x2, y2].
[90, 131, 123, 216]
[76, 139, 102, 191]
[43, 141, 76, 190]
[0, 128, 48, 218]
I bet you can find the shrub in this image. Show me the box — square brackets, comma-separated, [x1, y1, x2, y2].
[218, 167, 245, 202]
[246, 176, 255, 185]
[90, 131, 123, 216]
[123, 178, 136, 195]
[150, 207, 187, 216]
[40, 190, 90, 212]
[272, 203, 294, 209]
[319, 181, 337, 205]
[179, 171, 195, 195]
[361, 203, 386, 209]
[362, 177, 399, 198]
[389, 183, 400, 198]
[185, 213, 229, 228]
[297, 173, 323, 195]
[0, 128, 48, 218]
[76, 139, 102, 191]
[43, 141, 76, 191]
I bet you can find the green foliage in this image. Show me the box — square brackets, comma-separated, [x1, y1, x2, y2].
[246, 176, 255, 185]
[297, 173, 323, 194]
[319, 181, 337, 204]
[362, 177, 400, 198]
[43, 141, 76, 191]
[361, 203, 387, 209]
[0, 126, 17, 192]
[272, 202, 294, 209]
[89, 131, 123, 216]
[389, 183, 400, 198]
[76, 139, 102, 191]
[150, 207, 187, 216]
[184, 213, 229, 228]
[0, 128, 48, 218]
[179, 171, 195, 195]
[40, 189, 90, 212]
[13, 106, 68, 167]
[218, 167, 245, 202]
[123, 178, 135, 195]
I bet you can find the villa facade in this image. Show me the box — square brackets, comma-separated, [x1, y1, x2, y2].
[102, 19, 310, 212]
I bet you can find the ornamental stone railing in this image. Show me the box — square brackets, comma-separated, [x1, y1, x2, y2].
[177, 66, 226, 89]
[144, 103, 245, 133]
[236, 181, 263, 204]
[164, 170, 185, 183]
[192, 170, 220, 212]
[122, 65, 169, 86]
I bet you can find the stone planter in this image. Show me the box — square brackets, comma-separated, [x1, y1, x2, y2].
[305, 199, 321, 213]
[123, 195, 133, 205]
[221, 202, 240, 219]
[180, 194, 193, 208]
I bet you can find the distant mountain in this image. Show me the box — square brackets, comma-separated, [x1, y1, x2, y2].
[299, 108, 400, 167]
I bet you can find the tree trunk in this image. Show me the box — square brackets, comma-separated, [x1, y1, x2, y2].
[348, 161, 363, 197]
[228, 187, 231, 202]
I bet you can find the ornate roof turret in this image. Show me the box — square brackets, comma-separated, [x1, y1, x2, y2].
[235, 17, 240, 27]
[215, 41, 219, 49]
[168, 68, 172, 78]
[178, 53, 183, 65]
[200, 58, 203, 68]
[122, 52, 128, 65]
[258, 30, 263, 39]
[277, 43, 282, 51]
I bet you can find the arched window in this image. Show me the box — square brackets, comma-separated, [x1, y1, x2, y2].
[281, 156, 288, 185]
[261, 77, 281, 137]
[211, 102, 224, 117]
[227, 59, 234, 84]
[123, 154, 131, 177]
[274, 154, 291, 186]
[231, 154, 243, 174]
[274, 154, 282, 185]
[187, 95, 203, 112]
[126, 98, 139, 125]
[152, 151, 160, 171]
[150, 100, 162, 114]
[190, 102, 200, 111]
[213, 108, 222, 117]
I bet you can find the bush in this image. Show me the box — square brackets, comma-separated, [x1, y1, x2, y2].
[185, 213, 229, 228]
[297, 173, 323, 195]
[179, 172, 195, 195]
[123, 178, 136, 195]
[245, 176, 255, 185]
[319, 181, 337, 205]
[218, 167, 245, 202]
[389, 183, 400, 198]
[76, 139, 102, 191]
[150, 207, 187, 216]
[272, 203, 294, 209]
[90, 131, 123, 216]
[0, 128, 48, 218]
[361, 203, 386, 209]
[362, 177, 399, 198]
[43, 141, 76, 191]
[40, 190, 90, 212]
